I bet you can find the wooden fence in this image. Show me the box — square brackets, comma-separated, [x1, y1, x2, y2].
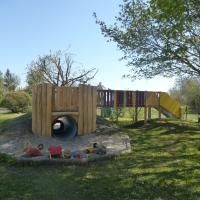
[32, 83, 96, 138]
[96, 90, 160, 108]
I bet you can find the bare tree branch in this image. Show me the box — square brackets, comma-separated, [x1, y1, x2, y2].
[26, 50, 98, 87]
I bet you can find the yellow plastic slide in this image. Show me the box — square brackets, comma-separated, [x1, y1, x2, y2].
[160, 92, 181, 119]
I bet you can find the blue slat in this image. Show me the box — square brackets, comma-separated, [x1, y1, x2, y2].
[126, 91, 129, 107]
[104, 90, 106, 108]
[110, 90, 113, 107]
[120, 91, 123, 107]
[142, 91, 145, 107]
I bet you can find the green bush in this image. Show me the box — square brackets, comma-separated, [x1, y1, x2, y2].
[0, 92, 32, 113]
[0, 153, 17, 165]
[0, 94, 3, 104]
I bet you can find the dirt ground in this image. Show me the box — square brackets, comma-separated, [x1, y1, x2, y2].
[0, 114, 131, 163]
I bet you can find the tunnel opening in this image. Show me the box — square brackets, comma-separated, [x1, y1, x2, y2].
[52, 116, 77, 141]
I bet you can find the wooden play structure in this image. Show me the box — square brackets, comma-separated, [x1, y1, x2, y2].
[32, 83, 96, 138]
[32, 83, 182, 139]
[96, 90, 182, 123]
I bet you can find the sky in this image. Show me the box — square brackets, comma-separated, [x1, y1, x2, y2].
[0, 0, 175, 92]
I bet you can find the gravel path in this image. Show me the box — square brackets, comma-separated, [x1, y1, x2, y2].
[0, 115, 131, 163]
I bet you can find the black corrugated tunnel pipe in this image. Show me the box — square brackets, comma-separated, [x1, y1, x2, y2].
[52, 116, 77, 141]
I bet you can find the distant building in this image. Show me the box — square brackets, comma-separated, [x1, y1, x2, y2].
[20, 86, 28, 92]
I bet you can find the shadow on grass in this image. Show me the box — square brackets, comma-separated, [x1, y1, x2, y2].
[121, 119, 200, 132]
[1, 112, 32, 135]
[1, 152, 200, 200]
[1, 118, 200, 199]
[122, 120, 146, 129]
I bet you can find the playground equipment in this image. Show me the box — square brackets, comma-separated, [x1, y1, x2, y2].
[32, 83, 96, 139]
[96, 90, 182, 122]
[32, 83, 182, 140]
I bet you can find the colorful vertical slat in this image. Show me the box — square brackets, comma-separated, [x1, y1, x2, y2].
[103, 90, 106, 108]
[110, 90, 113, 107]
[117, 91, 120, 107]
[132, 91, 136, 107]
[114, 90, 117, 108]
[126, 91, 129, 107]
[120, 91, 123, 107]
[138, 91, 142, 107]
[130, 91, 133, 107]
[136, 91, 139, 107]
[142, 91, 145, 107]
[107, 90, 110, 107]
[124, 91, 126, 107]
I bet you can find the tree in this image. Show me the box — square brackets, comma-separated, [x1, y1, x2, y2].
[0, 92, 32, 113]
[94, 0, 200, 80]
[26, 50, 98, 87]
[0, 71, 3, 88]
[4, 69, 21, 91]
[0, 71, 4, 103]
[168, 76, 200, 108]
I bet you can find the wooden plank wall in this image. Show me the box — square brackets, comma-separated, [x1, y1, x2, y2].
[32, 83, 52, 137]
[77, 84, 97, 135]
[52, 86, 79, 111]
[145, 92, 160, 107]
[32, 83, 97, 138]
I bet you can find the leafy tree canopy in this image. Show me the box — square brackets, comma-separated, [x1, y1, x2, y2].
[0, 71, 3, 88]
[169, 76, 200, 108]
[26, 50, 98, 87]
[4, 69, 21, 91]
[94, 0, 200, 80]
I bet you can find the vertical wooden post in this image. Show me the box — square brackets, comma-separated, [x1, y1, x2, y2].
[158, 107, 161, 119]
[87, 86, 92, 133]
[148, 107, 151, 119]
[144, 107, 147, 124]
[83, 84, 88, 134]
[135, 107, 138, 122]
[179, 107, 182, 120]
[67, 87, 72, 110]
[46, 83, 52, 137]
[41, 84, 47, 136]
[56, 87, 61, 111]
[158, 91, 161, 119]
[78, 84, 84, 135]
[52, 86, 56, 111]
[144, 91, 147, 124]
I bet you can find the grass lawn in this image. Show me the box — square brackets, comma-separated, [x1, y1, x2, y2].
[1, 113, 200, 199]
[0, 113, 18, 124]
[0, 113, 21, 134]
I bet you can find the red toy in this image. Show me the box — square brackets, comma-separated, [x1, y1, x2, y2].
[48, 145, 64, 159]
[76, 153, 82, 159]
[23, 148, 43, 156]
